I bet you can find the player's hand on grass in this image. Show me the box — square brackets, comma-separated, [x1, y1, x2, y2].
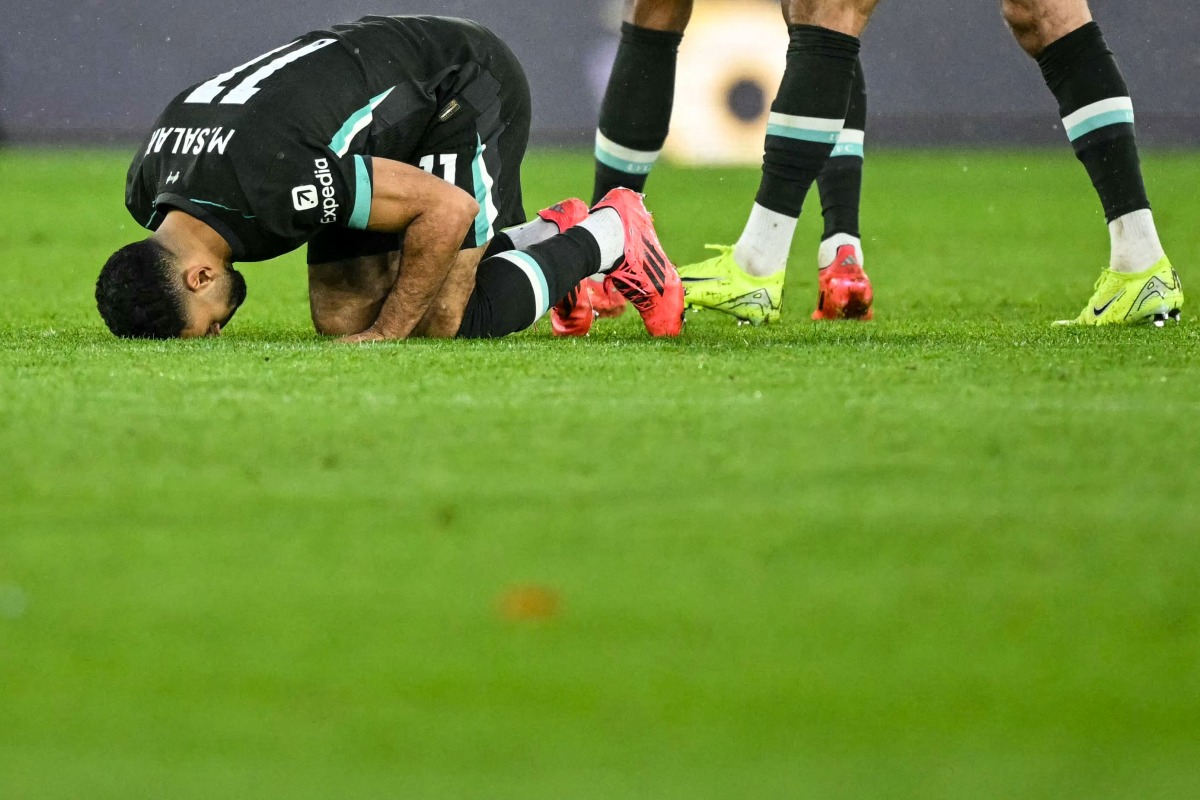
[336, 327, 391, 344]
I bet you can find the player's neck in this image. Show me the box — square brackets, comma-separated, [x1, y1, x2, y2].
[155, 210, 233, 265]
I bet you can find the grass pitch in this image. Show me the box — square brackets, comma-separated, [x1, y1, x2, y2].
[2, 148, 1199, 799]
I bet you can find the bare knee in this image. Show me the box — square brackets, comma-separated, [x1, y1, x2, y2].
[309, 291, 379, 336]
[628, 0, 694, 33]
[311, 314, 366, 337]
[1002, 0, 1044, 54]
[782, 0, 879, 37]
[1002, 0, 1092, 57]
[307, 254, 395, 336]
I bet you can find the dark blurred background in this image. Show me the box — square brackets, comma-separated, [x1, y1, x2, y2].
[3, 0, 1197, 154]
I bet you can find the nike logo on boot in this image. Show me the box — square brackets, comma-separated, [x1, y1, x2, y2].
[1093, 291, 1125, 316]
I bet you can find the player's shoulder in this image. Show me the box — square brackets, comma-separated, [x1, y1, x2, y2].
[330, 14, 498, 53]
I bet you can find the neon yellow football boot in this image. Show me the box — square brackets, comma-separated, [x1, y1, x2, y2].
[1057, 256, 1183, 326]
[678, 245, 784, 325]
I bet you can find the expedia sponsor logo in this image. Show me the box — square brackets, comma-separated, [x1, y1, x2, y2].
[312, 158, 339, 223]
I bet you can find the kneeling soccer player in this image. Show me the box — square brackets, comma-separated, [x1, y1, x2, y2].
[95, 15, 683, 341]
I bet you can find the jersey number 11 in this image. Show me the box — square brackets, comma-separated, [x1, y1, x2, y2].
[184, 38, 337, 106]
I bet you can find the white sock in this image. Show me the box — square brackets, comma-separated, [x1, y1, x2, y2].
[575, 208, 625, 273]
[1108, 209, 1166, 274]
[502, 218, 560, 250]
[818, 234, 863, 270]
[733, 204, 798, 277]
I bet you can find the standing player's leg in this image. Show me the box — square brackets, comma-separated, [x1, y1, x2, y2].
[813, 57, 874, 320]
[1002, 0, 1182, 325]
[679, 0, 879, 325]
[580, 0, 693, 324]
[592, 0, 693, 203]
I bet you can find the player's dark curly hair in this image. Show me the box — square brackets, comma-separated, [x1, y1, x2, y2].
[95, 239, 187, 339]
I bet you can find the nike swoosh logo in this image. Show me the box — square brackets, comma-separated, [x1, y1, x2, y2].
[680, 276, 721, 283]
[1093, 291, 1125, 316]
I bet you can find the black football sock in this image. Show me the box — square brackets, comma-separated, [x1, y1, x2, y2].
[592, 23, 683, 204]
[755, 25, 861, 218]
[817, 56, 866, 243]
[1037, 22, 1149, 222]
[482, 232, 516, 259]
[457, 228, 601, 338]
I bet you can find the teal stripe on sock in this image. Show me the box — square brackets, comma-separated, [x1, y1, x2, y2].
[506, 250, 550, 317]
[594, 146, 654, 176]
[765, 125, 841, 144]
[1066, 109, 1135, 141]
[347, 155, 372, 229]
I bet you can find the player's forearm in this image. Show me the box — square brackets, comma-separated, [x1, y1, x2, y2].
[336, 157, 478, 342]
[367, 215, 470, 339]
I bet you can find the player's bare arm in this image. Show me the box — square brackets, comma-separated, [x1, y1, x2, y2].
[408, 246, 485, 337]
[338, 157, 479, 343]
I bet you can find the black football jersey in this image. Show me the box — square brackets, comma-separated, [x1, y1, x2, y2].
[126, 16, 511, 261]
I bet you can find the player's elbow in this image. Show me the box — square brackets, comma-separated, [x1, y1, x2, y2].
[440, 194, 480, 242]
[416, 191, 478, 246]
[456, 195, 481, 227]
